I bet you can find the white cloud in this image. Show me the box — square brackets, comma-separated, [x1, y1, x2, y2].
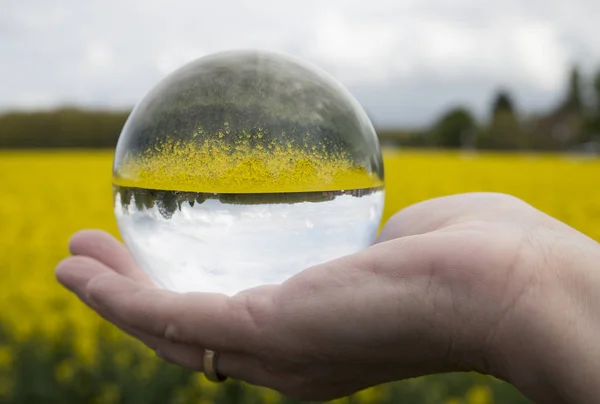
[511, 22, 568, 92]
[154, 44, 205, 75]
[310, 10, 399, 82]
[0, 0, 599, 125]
[86, 42, 114, 70]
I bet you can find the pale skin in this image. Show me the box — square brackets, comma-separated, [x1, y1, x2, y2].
[55, 193, 600, 403]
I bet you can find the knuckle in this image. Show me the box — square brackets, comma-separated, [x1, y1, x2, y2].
[230, 291, 274, 339]
[163, 321, 182, 342]
[85, 273, 111, 301]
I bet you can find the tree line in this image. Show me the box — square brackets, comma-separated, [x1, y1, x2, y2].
[0, 108, 130, 148]
[379, 65, 600, 152]
[1, 66, 599, 151]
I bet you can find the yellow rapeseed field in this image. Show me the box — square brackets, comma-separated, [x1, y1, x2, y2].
[0, 149, 598, 404]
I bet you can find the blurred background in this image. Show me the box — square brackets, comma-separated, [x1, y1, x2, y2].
[1, 1, 599, 403]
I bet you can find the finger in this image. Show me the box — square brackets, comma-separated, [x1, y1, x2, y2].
[154, 342, 205, 370]
[84, 271, 266, 354]
[208, 352, 276, 387]
[155, 345, 272, 386]
[57, 256, 250, 373]
[56, 256, 163, 348]
[69, 229, 154, 287]
[56, 255, 103, 292]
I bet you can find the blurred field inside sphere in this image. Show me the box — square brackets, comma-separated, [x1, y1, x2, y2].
[0, 149, 598, 404]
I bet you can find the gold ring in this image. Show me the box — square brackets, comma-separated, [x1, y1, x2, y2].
[203, 349, 227, 383]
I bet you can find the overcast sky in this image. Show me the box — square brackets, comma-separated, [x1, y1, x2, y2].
[2, 0, 600, 126]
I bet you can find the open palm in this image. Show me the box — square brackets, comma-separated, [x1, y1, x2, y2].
[56, 192, 599, 402]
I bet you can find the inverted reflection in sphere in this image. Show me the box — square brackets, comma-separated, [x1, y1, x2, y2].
[113, 50, 385, 295]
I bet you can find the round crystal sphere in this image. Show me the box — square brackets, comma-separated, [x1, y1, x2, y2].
[113, 50, 385, 296]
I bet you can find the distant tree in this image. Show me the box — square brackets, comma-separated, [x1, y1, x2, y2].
[593, 69, 600, 116]
[562, 65, 584, 113]
[542, 65, 587, 147]
[478, 90, 527, 150]
[0, 108, 130, 148]
[377, 129, 428, 148]
[429, 107, 476, 149]
[582, 68, 600, 142]
[492, 91, 515, 115]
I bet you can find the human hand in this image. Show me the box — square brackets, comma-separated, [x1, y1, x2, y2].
[55, 192, 600, 403]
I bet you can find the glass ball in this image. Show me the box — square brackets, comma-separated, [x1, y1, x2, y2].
[113, 50, 385, 296]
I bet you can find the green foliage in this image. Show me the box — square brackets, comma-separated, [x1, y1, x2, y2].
[594, 70, 600, 113]
[375, 129, 428, 148]
[562, 65, 584, 113]
[0, 108, 129, 148]
[0, 324, 530, 404]
[477, 91, 527, 150]
[430, 107, 476, 148]
[583, 69, 600, 142]
[491, 91, 515, 115]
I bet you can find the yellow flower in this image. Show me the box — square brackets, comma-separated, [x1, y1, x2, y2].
[0, 149, 598, 402]
[0, 347, 13, 370]
[92, 383, 121, 404]
[467, 385, 492, 404]
[54, 359, 76, 385]
[353, 386, 385, 403]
